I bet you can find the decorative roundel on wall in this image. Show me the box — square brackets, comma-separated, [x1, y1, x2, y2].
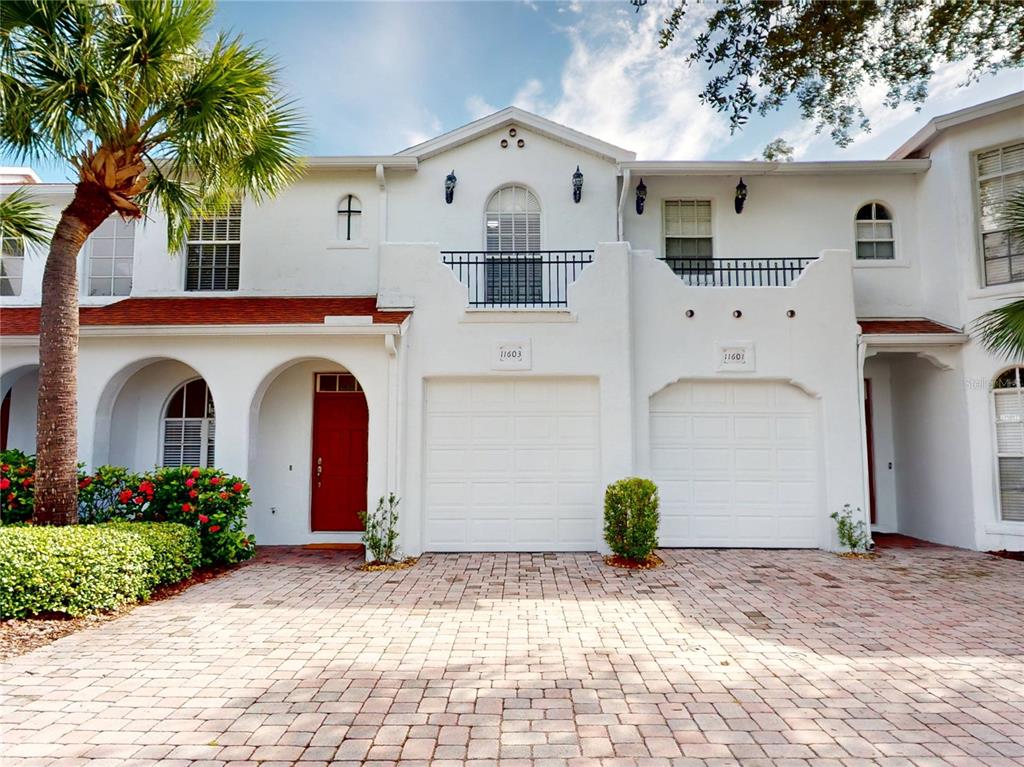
[509, 127, 517, 137]
[517, 138, 525, 148]
[500, 138, 509, 148]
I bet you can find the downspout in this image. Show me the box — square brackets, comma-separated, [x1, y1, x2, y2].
[376, 163, 387, 243]
[617, 168, 631, 242]
[856, 332, 874, 548]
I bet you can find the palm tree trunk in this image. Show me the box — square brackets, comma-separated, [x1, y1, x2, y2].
[32, 185, 113, 526]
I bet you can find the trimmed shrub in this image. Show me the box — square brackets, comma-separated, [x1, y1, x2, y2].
[146, 467, 256, 566]
[0, 524, 153, 618]
[360, 493, 401, 564]
[78, 466, 145, 523]
[603, 477, 660, 561]
[1, 449, 36, 525]
[114, 522, 200, 587]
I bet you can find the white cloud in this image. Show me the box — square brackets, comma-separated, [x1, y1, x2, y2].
[465, 95, 498, 120]
[402, 111, 444, 149]
[496, 1, 729, 159]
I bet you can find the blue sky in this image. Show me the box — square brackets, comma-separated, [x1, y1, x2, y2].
[14, 0, 1024, 182]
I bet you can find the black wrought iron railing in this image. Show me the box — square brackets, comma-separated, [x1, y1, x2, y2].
[441, 250, 594, 308]
[659, 257, 817, 286]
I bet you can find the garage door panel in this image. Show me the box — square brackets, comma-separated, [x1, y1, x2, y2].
[650, 381, 821, 548]
[424, 379, 600, 551]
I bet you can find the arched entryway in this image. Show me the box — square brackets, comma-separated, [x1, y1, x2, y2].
[250, 359, 369, 544]
[0, 364, 38, 453]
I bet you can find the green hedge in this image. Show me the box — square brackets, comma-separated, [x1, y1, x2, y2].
[603, 477, 660, 561]
[0, 522, 200, 619]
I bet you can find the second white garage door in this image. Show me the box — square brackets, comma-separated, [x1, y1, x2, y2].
[650, 380, 821, 547]
[423, 378, 600, 551]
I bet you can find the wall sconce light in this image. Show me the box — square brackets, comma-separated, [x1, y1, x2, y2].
[734, 177, 747, 214]
[635, 178, 647, 215]
[444, 170, 456, 204]
[572, 165, 583, 203]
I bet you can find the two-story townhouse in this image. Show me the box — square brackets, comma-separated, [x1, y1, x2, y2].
[1, 92, 1021, 554]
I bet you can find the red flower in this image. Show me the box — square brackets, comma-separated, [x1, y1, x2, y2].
[210, 476, 221, 485]
[78, 477, 92, 489]
[219, 492, 228, 500]
[133, 496, 144, 505]
[181, 503, 192, 512]
[138, 481, 154, 495]
[118, 489, 133, 503]
[190, 467, 201, 478]
[185, 478, 195, 488]
[17, 466, 29, 475]
[209, 525, 220, 533]
[198, 514, 210, 524]
[6, 492, 15, 503]
[0, 478, 9, 490]
[1, 463, 9, 472]
[232, 482, 244, 493]
[22, 478, 33, 487]
[189, 489, 198, 498]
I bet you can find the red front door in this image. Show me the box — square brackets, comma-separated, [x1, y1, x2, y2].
[311, 379, 368, 532]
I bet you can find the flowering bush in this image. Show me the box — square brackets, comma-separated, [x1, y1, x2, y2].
[1, 450, 36, 525]
[0, 455, 256, 566]
[146, 467, 256, 566]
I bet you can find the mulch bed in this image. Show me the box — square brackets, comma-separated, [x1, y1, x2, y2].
[604, 553, 664, 570]
[358, 557, 418, 572]
[989, 550, 1024, 562]
[0, 563, 241, 662]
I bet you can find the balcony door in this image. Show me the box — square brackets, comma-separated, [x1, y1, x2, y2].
[484, 184, 542, 305]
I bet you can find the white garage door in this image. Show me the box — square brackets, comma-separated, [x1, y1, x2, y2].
[423, 378, 600, 551]
[650, 380, 821, 547]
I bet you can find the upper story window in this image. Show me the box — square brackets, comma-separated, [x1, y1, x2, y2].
[855, 202, 895, 260]
[162, 378, 215, 468]
[664, 200, 712, 274]
[994, 366, 1024, 522]
[185, 201, 241, 291]
[86, 216, 135, 296]
[485, 185, 540, 252]
[977, 142, 1024, 286]
[0, 235, 25, 296]
[337, 195, 362, 241]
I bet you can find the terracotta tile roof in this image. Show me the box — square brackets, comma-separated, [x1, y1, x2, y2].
[859, 318, 961, 335]
[0, 297, 410, 336]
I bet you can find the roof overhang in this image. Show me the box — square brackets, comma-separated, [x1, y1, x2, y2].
[398, 107, 636, 164]
[619, 160, 931, 176]
[889, 90, 1024, 159]
[302, 156, 418, 171]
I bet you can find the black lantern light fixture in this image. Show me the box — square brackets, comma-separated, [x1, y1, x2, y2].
[572, 165, 583, 203]
[444, 170, 457, 204]
[734, 177, 748, 214]
[635, 178, 647, 215]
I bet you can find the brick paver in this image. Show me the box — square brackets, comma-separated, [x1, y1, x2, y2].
[2, 546, 1024, 766]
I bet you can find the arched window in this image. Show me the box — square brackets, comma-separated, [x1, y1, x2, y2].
[855, 203, 895, 260]
[994, 367, 1024, 522]
[162, 379, 215, 468]
[485, 184, 540, 252]
[338, 194, 362, 241]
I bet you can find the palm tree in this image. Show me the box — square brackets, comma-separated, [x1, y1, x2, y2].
[1, 0, 305, 524]
[0, 187, 50, 246]
[974, 188, 1024, 361]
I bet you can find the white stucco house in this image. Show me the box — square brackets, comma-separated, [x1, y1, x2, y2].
[1, 92, 1022, 554]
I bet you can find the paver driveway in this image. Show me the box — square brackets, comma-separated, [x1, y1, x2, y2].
[3, 546, 1024, 767]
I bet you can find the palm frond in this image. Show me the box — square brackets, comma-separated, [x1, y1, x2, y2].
[974, 299, 1024, 362]
[0, 186, 50, 246]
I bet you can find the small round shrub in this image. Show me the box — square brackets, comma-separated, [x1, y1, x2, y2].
[78, 466, 144, 523]
[1, 449, 36, 524]
[0, 524, 153, 618]
[113, 522, 200, 587]
[603, 477, 660, 562]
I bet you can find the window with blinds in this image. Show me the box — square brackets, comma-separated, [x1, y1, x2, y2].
[484, 185, 541, 304]
[994, 367, 1024, 522]
[86, 216, 135, 296]
[185, 201, 241, 291]
[977, 142, 1024, 286]
[0, 235, 25, 296]
[664, 200, 713, 274]
[162, 379, 216, 469]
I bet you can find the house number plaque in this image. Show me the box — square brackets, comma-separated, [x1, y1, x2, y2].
[716, 341, 755, 372]
[492, 339, 532, 370]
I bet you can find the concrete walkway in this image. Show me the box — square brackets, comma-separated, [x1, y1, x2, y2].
[2, 545, 1024, 766]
